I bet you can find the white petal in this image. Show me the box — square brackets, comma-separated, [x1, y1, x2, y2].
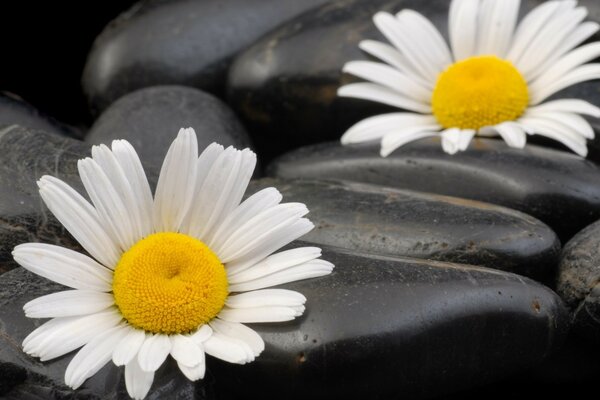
[228, 259, 334, 292]
[23, 309, 122, 361]
[177, 355, 206, 381]
[524, 110, 595, 139]
[518, 116, 588, 156]
[36, 176, 120, 268]
[530, 64, 600, 105]
[228, 247, 323, 281]
[492, 122, 527, 148]
[203, 333, 252, 364]
[208, 187, 283, 250]
[189, 325, 213, 345]
[527, 99, 600, 117]
[125, 358, 154, 400]
[458, 129, 476, 151]
[337, 83, 431, 113]
[449, 0, 480, 61]
[182, 147, 256, 242]
[218, 306, 303, 323]
[24, 290, 114, 318]
[209, 319, 264, 357]
[440, 128, 463, 154]
[137, 334, 172, 372]
[111, 140, 154, 238]
[226, 289, 306, 309]
[342, 61, 432, 103]
[153, 128, 198, 232]
[380, 129, 440, 157]
[341, 113, 439, 145]
[65, 325, 129, 389]
[170, 334, 205, 368]
[476, 0, 520, 57]
[217, 203, 309, 263]
[113, 328, 146, 366]
[358, 40, 433, 88]
[13, 243, 113, 291]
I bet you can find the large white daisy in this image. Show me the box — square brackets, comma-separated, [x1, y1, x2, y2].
[339, 0, 600, 156]
[12, 128, 333, 399]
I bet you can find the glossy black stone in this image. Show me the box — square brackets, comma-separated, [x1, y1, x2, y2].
[0, 246, 568, 399]
[0, 92, 81, 139]
[82, 0, 331, 114]
[228, 0, 600, 161]
[85, 85, 253, 171]
[249, 178, 560, 282]
[268, 140, 600, 242]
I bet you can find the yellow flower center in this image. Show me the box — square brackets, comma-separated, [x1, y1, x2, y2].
[431, 55, 529, 130]
[112, 232, 228, 334]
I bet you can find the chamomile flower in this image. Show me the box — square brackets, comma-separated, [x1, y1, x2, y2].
[339, 0, 600, 156]
[13, 128, 333, 399]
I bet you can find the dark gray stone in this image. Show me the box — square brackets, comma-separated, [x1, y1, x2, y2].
[227, 0, 600, 161]
[249, 178, 560, 283]
[85, 86, 253, 172]
[0, 92, 81, 139]
[82, 0, 331, 114]
[268, 140, 600, 242]
[0, 245, 568, 399]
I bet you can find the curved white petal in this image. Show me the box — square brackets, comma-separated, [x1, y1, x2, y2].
[24, 290, 114, 318]
[380, 129, 440, 157]
[125, 358, 154, 400]
[519, 116, 588, 156]
[476, 0, 520, 57]
[492, 122, 527, 148]
[170, 334, 205, 368]
[65, 325, 129, 389]
[530, 64, 600, 105]
[203, 333, 253, 364]
[137, 333, 172, 373]
[13, 243, 113, 291]
[36, 176, 120, 268]
[449, 0, 480, 61]
[338, 83, 431, 113]
[218, 306, 303, 323]
[209, 319, 264, 357]
[113, 328, 146, 367]
[440, 128, 463, 154]
[189, 324, 213, 346]
[226, 289, 306, 309]
[524, 110, 595, 139]
[527, 99, 600, 117]
[153, 127, 198, 232]
[177, 355, 206, 381]
[341, 113, 438, 145]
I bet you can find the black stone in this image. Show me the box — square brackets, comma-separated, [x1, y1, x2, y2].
[0, 92, 81, 139]
[249, 178, 560, 283]
[0, 246, 568, 399]
[85, 86, 253, 172]
[227, 0, 600, 162]
[268, 140, 600, 242]
[82, 0, 331, 114]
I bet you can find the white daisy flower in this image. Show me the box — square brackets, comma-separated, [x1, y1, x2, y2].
[339, 0, 600, 156]
[12, 128, 333, 399]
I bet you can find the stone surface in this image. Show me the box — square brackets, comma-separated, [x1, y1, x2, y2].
[249, 178, 560, 283]
[268, 140, 600, 242]
[85, 86, 253, 171]
[0, 92, 81, 139]
[0, 245, 568, 399]
[82, 0, 331, 114]
[227, 0, 600, 161]
[557, 218, 600, 342]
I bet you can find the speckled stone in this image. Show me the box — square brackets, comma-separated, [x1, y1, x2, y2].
[268, 140, 600, 242]
[82, 0, 331, 114]
[85, 86, 253, 171]
[249, 178, 560, 283]
[0, 245, 568, 399]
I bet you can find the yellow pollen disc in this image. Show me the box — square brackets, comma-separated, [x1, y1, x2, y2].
[112, 232, 228, 335]
[431, 55, 529, 130]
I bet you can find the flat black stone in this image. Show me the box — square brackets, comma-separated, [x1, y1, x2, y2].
[249, 178, 560, 283]
[0, 92, 81, 139]
[0, 245, 568, 399]
[85, 85, 253, 172]
[82, 0, 331, 114]
[227, 0, 600, 162]
[268, 140, 600, 242]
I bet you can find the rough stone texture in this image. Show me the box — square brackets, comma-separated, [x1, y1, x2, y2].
[82, 0, 331, 114]
[0, 92, 81, 139]
[0, 245, 568, 399]
[249, 178, 560, 283]
[85, 86, 253, 171]
[268, 140, 600, 242]
[227, 0, 600, 162]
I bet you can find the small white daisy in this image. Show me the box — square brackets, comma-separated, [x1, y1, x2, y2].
[12, 128, 333, 399]
[339, 0, 600, 156]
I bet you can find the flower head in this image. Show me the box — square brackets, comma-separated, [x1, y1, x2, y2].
[13, 128, 333, 399]
[339, 0, 600, 156]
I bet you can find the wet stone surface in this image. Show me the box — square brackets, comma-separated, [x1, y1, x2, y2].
[249, 178, 560, 283]
[0, 245, 568, 399]
[268, 140, 600, 242]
